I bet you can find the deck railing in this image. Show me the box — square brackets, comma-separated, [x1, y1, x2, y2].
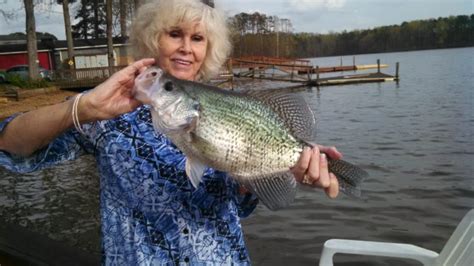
[52, 66, 126, 81]
[51, 66, 126, 89]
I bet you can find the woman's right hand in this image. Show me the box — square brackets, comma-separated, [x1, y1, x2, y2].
[79, 58, 155, 122]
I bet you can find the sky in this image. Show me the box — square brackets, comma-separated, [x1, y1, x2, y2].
[0, 0, 472, 40]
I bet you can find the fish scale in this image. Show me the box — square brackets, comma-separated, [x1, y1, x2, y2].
[192, 89, 302, 177]
[133, 67, 368, 210]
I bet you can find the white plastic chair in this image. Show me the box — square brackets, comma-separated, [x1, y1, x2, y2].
[319, 209, 473, 266]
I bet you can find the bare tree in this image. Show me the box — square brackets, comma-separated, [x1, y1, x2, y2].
[119, 0, 128, 37]
[133, 0, 141, 14]
[106, 0, 114, 69]
[0, 9, 15, 22]
[58, 0, 75, 69]
[24, 0, 39, 79]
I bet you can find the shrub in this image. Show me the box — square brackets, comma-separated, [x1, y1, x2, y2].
[0, 72, 5, 83]
[6, 74, 51, 89]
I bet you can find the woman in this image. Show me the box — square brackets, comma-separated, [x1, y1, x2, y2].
[0, 0, 341, 264]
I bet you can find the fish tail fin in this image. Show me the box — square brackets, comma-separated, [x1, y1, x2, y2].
[328, 159, 368, 197]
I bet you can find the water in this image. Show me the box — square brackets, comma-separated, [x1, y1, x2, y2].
[242, 47, 474, 265]
[1, 47, 473, 265]
[0, 156, 101, 255]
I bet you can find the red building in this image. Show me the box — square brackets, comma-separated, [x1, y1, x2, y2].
[0, 49, 53, 71]
[0, 37, 130, 71]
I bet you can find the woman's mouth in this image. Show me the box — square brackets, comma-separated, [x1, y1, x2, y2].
[172, 59, 192, 66]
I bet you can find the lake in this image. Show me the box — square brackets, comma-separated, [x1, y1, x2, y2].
[1, 47, 473, 265]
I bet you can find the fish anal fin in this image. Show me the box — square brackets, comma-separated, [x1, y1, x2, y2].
[185, 156, 208, 189]
[327, 159, 369, 198]
[240, 171, 297, 211]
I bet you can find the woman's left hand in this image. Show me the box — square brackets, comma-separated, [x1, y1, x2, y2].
[81, 58, 156, 122]
[291, 145, 343, 199]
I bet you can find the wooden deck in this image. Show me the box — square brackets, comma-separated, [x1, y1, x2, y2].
[51, 66, 125, 89]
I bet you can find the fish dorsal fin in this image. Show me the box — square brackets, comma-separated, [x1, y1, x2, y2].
[185, 156, 207, 188]
[240, 171, 297, 211]
[247, 90, 316, 141]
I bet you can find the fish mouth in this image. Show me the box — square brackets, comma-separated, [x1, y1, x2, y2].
[133, 67, 164, 104]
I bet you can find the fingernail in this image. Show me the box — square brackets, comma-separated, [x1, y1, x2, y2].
[313, 146, 320, 154]
[320, 153, 327, 161]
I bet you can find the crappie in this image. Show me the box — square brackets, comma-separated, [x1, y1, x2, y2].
[134, 67, 368, 210]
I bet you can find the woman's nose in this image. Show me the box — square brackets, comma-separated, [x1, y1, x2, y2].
[179, 38, 192, 54]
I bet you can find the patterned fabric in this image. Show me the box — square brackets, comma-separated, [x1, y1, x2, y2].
[0, 105, 258, 265]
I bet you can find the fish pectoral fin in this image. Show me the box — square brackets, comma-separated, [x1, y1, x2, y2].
[185, 156, 208, 189]
[241, 171, 297, 211]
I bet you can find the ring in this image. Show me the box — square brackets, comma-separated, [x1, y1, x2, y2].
[302, 174, 313, 185]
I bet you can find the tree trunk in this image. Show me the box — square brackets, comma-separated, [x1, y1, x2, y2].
[134, 0, 141, 14]
[94, 0, 99, 39]
[24, 0, 38, 79]
[106, 0, 114, 71]
[119, 0, 127, 37]
[62, 0, 75, 69]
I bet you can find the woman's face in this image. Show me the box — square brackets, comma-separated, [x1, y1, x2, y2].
[157, 21, 208, 81]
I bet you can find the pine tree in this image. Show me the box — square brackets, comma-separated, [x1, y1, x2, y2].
[72, 0, 106, 39]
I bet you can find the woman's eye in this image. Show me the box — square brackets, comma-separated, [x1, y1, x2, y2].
[169, 31, 181, 38]
[192, 35, 204, 42]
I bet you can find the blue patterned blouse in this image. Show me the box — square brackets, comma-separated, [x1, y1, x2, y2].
[0, 105, 258, 265]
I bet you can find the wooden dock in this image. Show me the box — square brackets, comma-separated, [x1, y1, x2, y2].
[231, 56, 399, 86]
[297, 63, 388, 74]
[308, 72, 396, 86]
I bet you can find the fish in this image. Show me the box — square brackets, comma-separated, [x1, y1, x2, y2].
[133, 67, 368, 210]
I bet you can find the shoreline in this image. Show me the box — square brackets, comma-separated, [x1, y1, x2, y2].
[0, 90, 76, 120]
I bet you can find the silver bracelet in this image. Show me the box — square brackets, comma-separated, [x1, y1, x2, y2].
[72, 93, 86, 135]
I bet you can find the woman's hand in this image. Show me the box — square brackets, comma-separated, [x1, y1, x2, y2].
[291, 145, 343, 199]
[80, 58, 156, 122]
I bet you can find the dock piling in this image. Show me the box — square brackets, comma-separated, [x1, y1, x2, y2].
[316, 65, 320, 82]
[377, 59, 381, 73]
[395, 62, 400, 81]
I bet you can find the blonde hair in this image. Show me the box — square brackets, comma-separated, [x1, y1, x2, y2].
[130, 0, 231, 80]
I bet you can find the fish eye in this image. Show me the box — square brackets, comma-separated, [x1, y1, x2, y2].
[164, 81, 174, 92]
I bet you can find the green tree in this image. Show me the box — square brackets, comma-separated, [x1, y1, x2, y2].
[72, 0, 106, 39]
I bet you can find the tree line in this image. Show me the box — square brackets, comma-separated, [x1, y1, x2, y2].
[230, 13, 474, 58]
[2, 1, 472, 78]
